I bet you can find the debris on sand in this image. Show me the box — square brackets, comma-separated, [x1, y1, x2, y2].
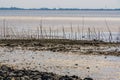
[0, 65, 93, 80]
[0, 39, 120, 56]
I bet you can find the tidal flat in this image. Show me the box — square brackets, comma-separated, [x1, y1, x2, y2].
[0, 10, 120, 80]
[0, 39, 120, 80]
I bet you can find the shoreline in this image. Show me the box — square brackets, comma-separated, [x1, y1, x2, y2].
[1, 16, 120, 19]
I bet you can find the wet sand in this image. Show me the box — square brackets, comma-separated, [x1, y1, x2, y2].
[0, 47, 120, 80]
[0, 39, 119, 80]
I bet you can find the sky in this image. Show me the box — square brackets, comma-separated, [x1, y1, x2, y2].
[0, 0, 120, 9]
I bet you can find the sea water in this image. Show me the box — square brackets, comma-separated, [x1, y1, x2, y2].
[0, 10, 120, 41]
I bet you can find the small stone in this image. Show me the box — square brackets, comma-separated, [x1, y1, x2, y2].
[0, 70, 4, 76]
[104, 56, 107, 59]
[75, 64, 78, 66]
[14, 77, 21, 80]
[59, 75, 73, 80]
[3, 77, 11, 80]
[0, 76, 3, 80]
[9, 72, 17, 77]
[20, 76, 30, 80]
[86, 67, 90, 69]
[96, 66, 98, 68]
[13, 70, 24, 77]
[71, 75, 79, 79]
[11, 77, 15, 80]
[0, 65, 11, 71]
[83, 77, 93, 80]
[41, 75, 54, 80]
[31, 75, 41, 79]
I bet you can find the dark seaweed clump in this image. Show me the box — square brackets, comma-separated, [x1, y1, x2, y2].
[0, 65, 93, 80]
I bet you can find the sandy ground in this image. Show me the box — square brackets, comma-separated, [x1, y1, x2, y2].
[0, 47, 120, 80]
[1, 16, 120, 20]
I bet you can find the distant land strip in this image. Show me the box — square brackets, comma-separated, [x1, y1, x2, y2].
[0, 7, 120, 10]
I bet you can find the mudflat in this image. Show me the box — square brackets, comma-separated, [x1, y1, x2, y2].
[0, 39, 120, 80]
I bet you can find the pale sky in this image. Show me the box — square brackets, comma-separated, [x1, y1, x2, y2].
[0, 0, 120, 9]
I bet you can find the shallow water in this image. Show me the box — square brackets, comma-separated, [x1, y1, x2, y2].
[0, 10, 120, 42]
[0, 16, 120, 32]
[0, 10, 120, 32]
[0, 10, 120, 17]
[0, 47, 120, 80]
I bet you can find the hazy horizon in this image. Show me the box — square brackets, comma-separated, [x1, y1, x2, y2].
[0, 0, 120, 9]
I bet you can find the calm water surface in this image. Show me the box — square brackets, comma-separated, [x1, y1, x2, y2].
[0, 10, 120, 41]
[0, 10, 120, 17]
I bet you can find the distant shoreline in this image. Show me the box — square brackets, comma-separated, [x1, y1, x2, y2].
[0, 7, 120, 11]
